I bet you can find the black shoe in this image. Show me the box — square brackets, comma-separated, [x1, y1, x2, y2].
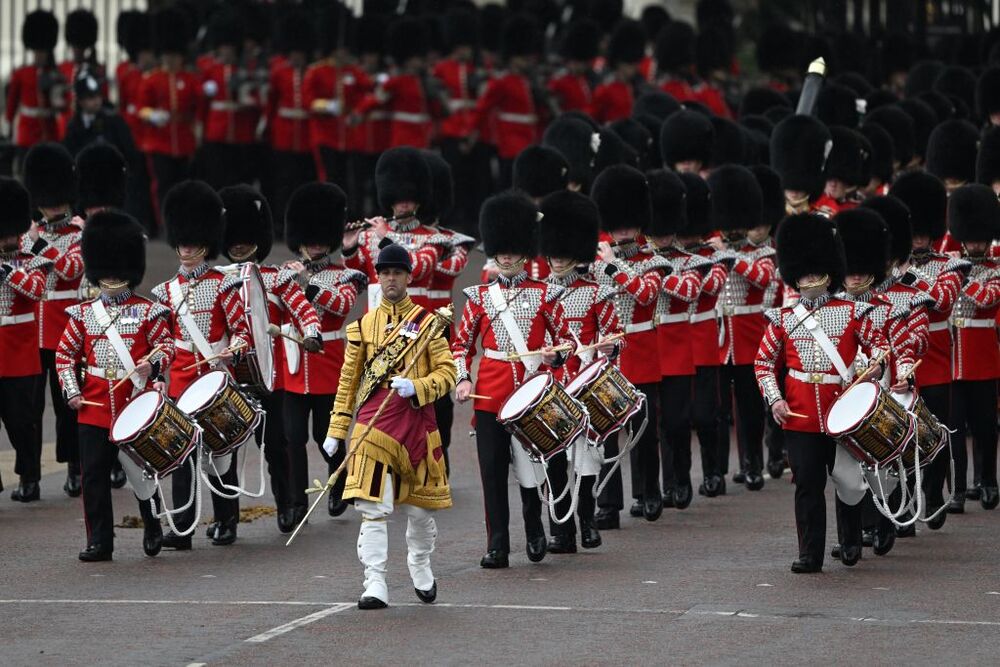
[292, 504, 308, 526]
[205, 521, 219, 539]
[358, 596, 388, 610]
[480, 550, 509, 569]
[926, 502, 948, 530]
[947, 496, 965, 514]
[162, 531, 192, 550]
[663, 488, 676, 506]
[211, 519, 237, 546]
[643, 496, 663, 521]
[703, 476, 721, 498]
[526, 535, 547, 563]
[895, 522, 916, 538]
[745, 472, 765, 491]
[628, 500, 644, 517]
[715, 476, 726, 496]
[767, 459, 785, 479]
[579, 518, 602, 549]
[966, 485, 982, 501]
[276, 507, 295, 534]
[830, 543, 842, 559]
[673, 483, 693, 510]
[11, 481, 40, 502]
[873, 525, 896, 556]
[143, 522, 163, 557]
[698, 481, 707, 496]
[595, 508, 619, 530]
[790, 556, 822, 573]
[732, 470, 747, 484]
[78, 544, 113, 562]
[415, 581, 437, 604]
[862, 529, 874, 548]
[547, 534, 577, 554]
[840, 544, 862, 567]
[63, 472, 81, 498]
[328, 496, 348, 517]
[981, 486, 999, 510]
[110, 468, 126, 489]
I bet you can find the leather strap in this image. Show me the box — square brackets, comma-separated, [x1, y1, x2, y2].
[92, 299, 142, 392]
[793, 303, 852, 383]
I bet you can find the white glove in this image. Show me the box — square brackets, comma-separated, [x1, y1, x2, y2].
[202, 79, 219, 97]
[148, 109, 170, 127]
[325, 99, 342, 115]
[391, 376, 416, 398]
[322, 437, 341, 457]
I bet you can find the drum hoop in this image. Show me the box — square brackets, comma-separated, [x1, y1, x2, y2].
[498, 372, 553, 422]
[111, 390, 165, 444]
[239, 263, 275, 393]
[179, 371, 229, 416]
[826, 381, 879, 436]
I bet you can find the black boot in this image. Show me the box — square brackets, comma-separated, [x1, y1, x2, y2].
[162, 531, 192, 550]
[547, 534, 577, 554]
[595, 508, 619, 529]
[110, 466, 126, 489]
[873, 521, 896, 556]
[78, 544, 113, 562]
[211, 518, 238, 546]
[643, 495, 663, 521]
[328, 495, 348, 517]
[702, 475, 721, 498]
[840, 544, 862, 566]
[732, 469, 747, 484]
[767, 458, 785, 479]
[579, 516, 602, 549]
[745, 472, 765, 491]
[981, 486, 999, 510]
[143, 521, 163, 557]
[64, 465, 81, 498]
[480, 550, 509, 568]
[526, 535, 547, 563]
[673, 483, 693, 509]
[790, 556, 822, 573]
[10, 479, 40, 502]
[628, 499, 644, 517]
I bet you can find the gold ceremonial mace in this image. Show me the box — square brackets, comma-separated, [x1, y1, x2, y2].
[285, 304, 454, 546]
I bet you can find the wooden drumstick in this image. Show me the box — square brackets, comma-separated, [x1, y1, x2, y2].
[467, 394, 493, 400]
[505, 344, 573, 361]
[786, 411, 809, 419]
[844, 348, 891, 393]
[110, 345, 165, 392]
[267, 323, 303, 345]
[181, 341, 247, 371]
[897, 359, 922, 382]
[79, 400, 105, 407]
[575, 333, 625, 355]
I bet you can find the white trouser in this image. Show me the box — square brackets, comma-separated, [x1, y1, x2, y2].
[830, 443, 868, 506]
[568, 435, 604, 477]
[864, 466, 899, 499]
[511, 442, 547, 488]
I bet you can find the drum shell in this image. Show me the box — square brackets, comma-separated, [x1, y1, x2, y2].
[828, 383, 911, 468]
[894, 392, 948, 472]
[181, 374, 262, 456]
[498, 372, 587, 461]
[111, 394, 199, 479]
[566, 358, 644, 443]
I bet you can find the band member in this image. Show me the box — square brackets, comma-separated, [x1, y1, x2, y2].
[512, 145, 570, 201]
[343, 147, 442, 310]
[659, 109, 713, 175]
[56, 211, 175, 561]
[453, 191, 576, 568]
[769, 115, 834, 216]
[822, 127, 867, 211]
[710, 165, 775, 492]
[282, 183, 365, 521]
[755, 214, 905, 573]
[946, 185, 1000, 511]
[548, 20, 600, 115]
[152, 181, 251, 549]
[591, 20, 645, 124]
[591, 165, 671, 525]
[22, 143, 83, 498]
[218, 185, 322, 534]
[888, 171, 970, 516]
[0, 179, 49, 502]
[6, 11, 63, 160]
[325, 242, 456, 609]
[538, 190, 621, 553]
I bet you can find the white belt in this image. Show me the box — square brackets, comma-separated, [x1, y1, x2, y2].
[0, 313, 34, 326]
[690, 310, 717, 324]
[19, 106, 56, 118]
[788, 368, 844, 385]
[484, 348, 510, 361]
[391, 111, 430, 123]
[624, 320, 654, 334]
[408, 287, 428, 296]
[87, 365, 128, 380]
[210, 101, 240, 111]
[952, 317, 996, 329]
[47, 290, 78, 301]
[497, 112, 538, 124]
[657, 312, 689, 325]
[928, 321, 950, 332]
[721, 304, 764, 316]
[427, 290, 450, 299]
[277, 107, 308, 119]
[369, 111, 389, 120]
[321, 330, 346, 342]
[447, 99, 475, 111]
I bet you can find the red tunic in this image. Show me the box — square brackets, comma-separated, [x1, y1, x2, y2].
[906, 254, 969, 387]
[718, 243, 777, 366]
[591, 79, 633, 124]
[433, 59, 478, 138]
[655, 248, 705, 377]
[545, 271, 621, 378]
[136, 68, 201, 156]
[5, 65, 61, 147]
[692, 81, 732, 118]
[25, 217, 85, 350]
[547, 72, 592, 114]
[117, 61, 146, 145]
[688, 245, 730, 368]
[473, 72, 538, 159]
[428, 227, 474, 314]
[950, 258, 1000, 381]
[303, 61, 372, 152]
[267, 63, 311, 153]
[200, 62, 262, 145]
[659, 77, 697, 103]
[344, 221, 444, 310]
[355, 73, 434, 149]
[0, 251, 48, 377]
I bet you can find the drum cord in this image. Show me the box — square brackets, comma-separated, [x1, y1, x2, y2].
[870, 412, 925, 527]
[536, 433, 585, 525]
[200, 411, 268, 500]
[152, 440, 204, 538]
[592, 398, 648, 499]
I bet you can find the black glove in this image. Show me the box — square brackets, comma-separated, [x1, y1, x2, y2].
[305, 284, 320, 301]
[0, 264, 13, 281]
[604, 263, 620, 278]
[717, 255, 737, 270]
[899, 271, 917, 286]
[149, 360, 161, 379]
[303, 335, 323, 353]
[550, 351, 567, 369]
[30, 238, 48, 255]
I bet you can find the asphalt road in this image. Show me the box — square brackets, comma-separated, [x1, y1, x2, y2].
[2, 239, 999, 666]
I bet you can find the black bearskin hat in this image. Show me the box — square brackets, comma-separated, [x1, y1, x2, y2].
[948, 184, 1000, 243]
[163, 180, 224, 260]
[738, 87, 791, 118]
[420, 151, 454, 223]
[608, 19, 645, 66]
[824, 126, 866, 187]
[864, 105, 914, 167]
[751, 165, 784, 232]
[889, 171, 947, 240]
[589, 0, 624, 27]
[82, 210, 146, 288]
[610, 118, 653, 169]
[708, 117, 746, 167]
[708, 165, 762, 232]
[119, 11, 151, 59]
[660, 109, 714, 168]
[641, 5, 670, 44]
[513, 146, 569, 198]
[480, 191, 538, 258]
[594, 127, 635, 174]
[677, 172, 711, 237]
[444, 8, 480, 51]
[978, 126, 1000, 187]
[387, 17, 428, 65]
[352, 13, 387, 57]
[861, 195, 912, 265]
[655, 20, 696, 71]
[65, 9, 98, 50]
[276, 9, 315, 55]
[770, 115, 831, 196]
[647, 169, 687, 238]
[501, 14, 541, 60]
[23, 143, 76, 209]
[539, 190, 599, 263]
[207, 8, 244, 49]
[560, 19, 601, 62]
[22, 10, 58, 51]
[0, 178, 32, 239]
[925, 119, 980, 184]
[376, 147, 432, 211]
[696, 23, 734, 77]
[859, 123, 895, 184]
[756, 23, 799, 74]
[633, 91, 680, 121]
[219, 185, 273, 263]
[591, 165, 651, 233]
[904, 60, 944, 98]
[776, 214, 846, 290]
[919, 90, 956, 123]
[835, 71, 873, 97]
[76, 143, 127, 210]
[285, 182, 347, 253]
[835, 208, 890, 284]
[882, 32, 914, 76]
[152, 7, 192, 55]
[817, 83, 861, 128]
[976, 68, 1000, 120]
[543, 116, 598, 189]
[933, 66, 976, 118]
[896, 98, 936, 161]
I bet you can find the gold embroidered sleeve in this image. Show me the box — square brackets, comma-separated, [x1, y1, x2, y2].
[328, 320, 364, 439]
[411, 332, 458, 408]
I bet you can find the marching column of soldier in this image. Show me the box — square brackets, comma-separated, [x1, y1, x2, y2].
[3, 2, 1000, 608]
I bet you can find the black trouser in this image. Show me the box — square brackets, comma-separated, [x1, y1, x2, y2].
[785, 430, 861, 564]
[764, 411, 786, 466]
[318, 147, 350, 190]
[546, 449, 596, 539]
[475, 409, 544, 554]
[920, 383, 953, 506]
[125, 152, 156, 236]
[33, 349, 78, 469]
[3, 375, 41, 482]
[257, 389, 292, 510]
[604, 382, 658, 508]
[79, 424, 157, 549]
[434, 394, 454, 475]
[199, 142, 254, 190]
[170, 446, 239, 533]
[658, 375, 693, 490]
[284, 391, 344, 510]
[349, 152, 378, 219]
[718, 363, 765, 476]
[497, 157, 514, 190]
[692, 366, 721, 474]
[951, 379, 999, 490]
[268, 151, 316, 239]
[148, 154, 191, 229]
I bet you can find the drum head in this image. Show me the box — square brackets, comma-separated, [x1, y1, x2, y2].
[498, 373, 551, 420]
[241, 263, 274, 392]
[826, 382, 878, 435]
[890, 390, 916, 410]
[565, 358, 606, 396]
[111, 391, 163, 443]
[177, 371, 228, 413]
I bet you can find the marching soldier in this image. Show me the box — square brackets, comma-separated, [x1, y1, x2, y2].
[453, 191, 576, 568]
[151, 181, 251, 549]
[591, 20, 646, 124]
[7, 11, 64, 162]
[548, 20, 601, 115]
[282, 183, 365, 521]
[659, 109, 714, 175]
[770, 115, 834, 216]
[822, 127, 867, 212]
[56, 211, 175, 561]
